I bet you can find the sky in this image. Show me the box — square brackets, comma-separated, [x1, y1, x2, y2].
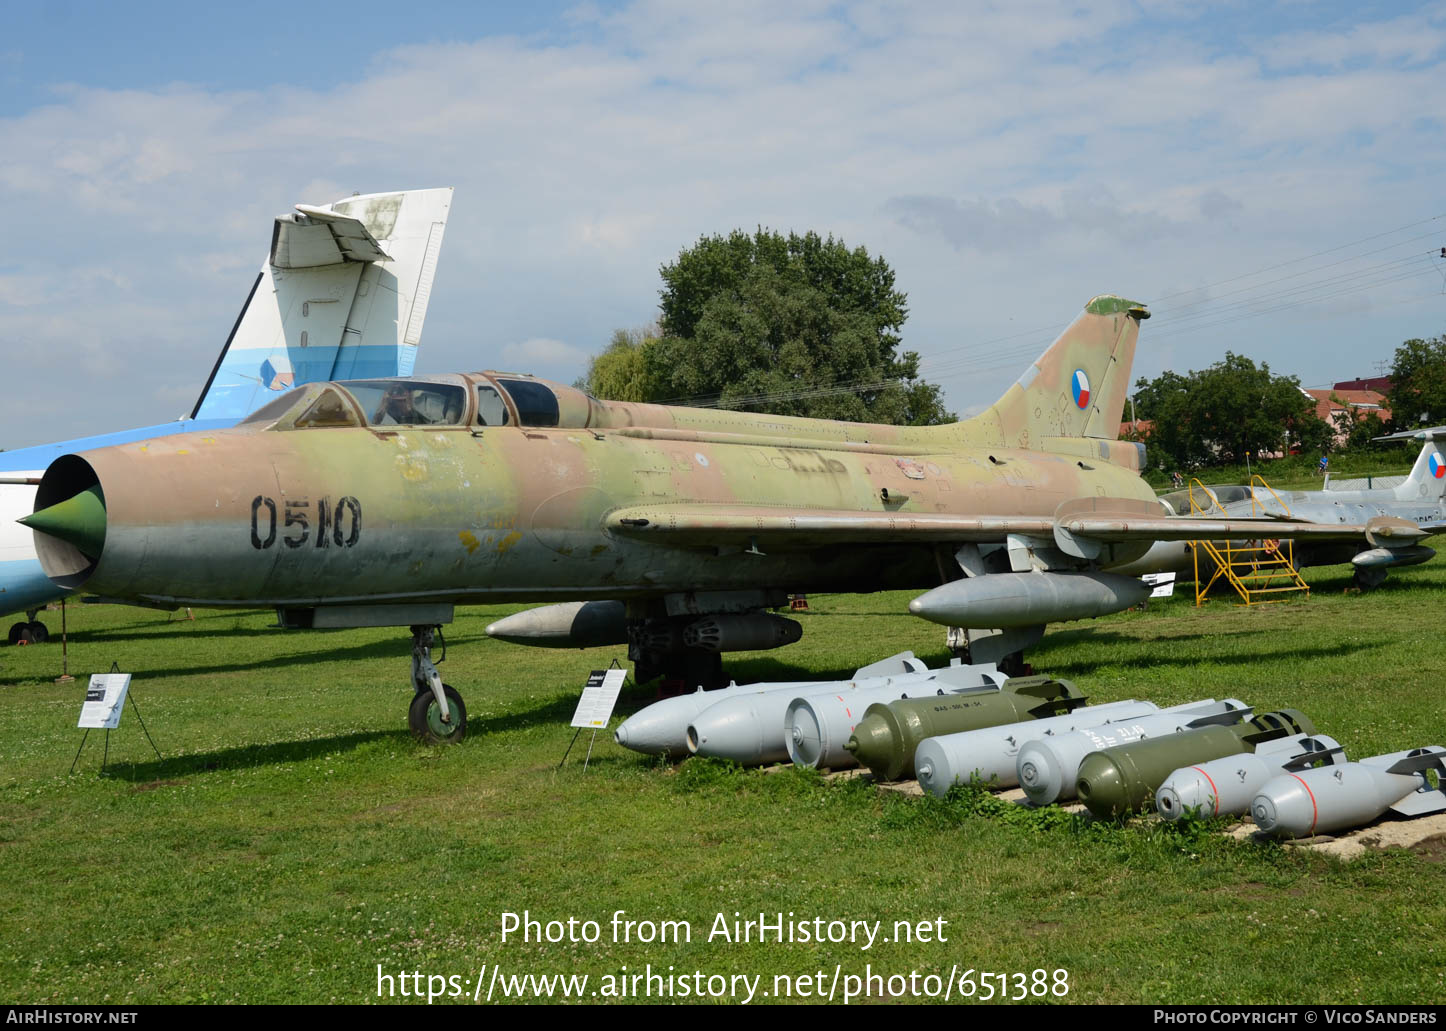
[2, 0, 1445, 448]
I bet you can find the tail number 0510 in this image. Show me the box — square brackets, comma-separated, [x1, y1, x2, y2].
[251, 496, 362, 549]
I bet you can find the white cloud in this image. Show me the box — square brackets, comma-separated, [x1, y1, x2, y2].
[0, 0, 1444, 448]
[886, 190, 1177, 252]
[500, 337, 590, 368]
[1263, 8, 1446, 69]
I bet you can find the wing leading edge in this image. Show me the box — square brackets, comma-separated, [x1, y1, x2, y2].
[604, 500, 1428, 552]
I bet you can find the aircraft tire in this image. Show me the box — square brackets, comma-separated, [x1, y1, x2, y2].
[1353, 566, 1388, 591]
[998, 651, 1031, 678]
[26, 622, 49, 644]
[409, 684, 467, 745]
[7, 622, 28, 646]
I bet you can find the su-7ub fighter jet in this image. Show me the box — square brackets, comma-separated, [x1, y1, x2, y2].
[21, 295, 1425, 744]
[0, 187, 453, 643]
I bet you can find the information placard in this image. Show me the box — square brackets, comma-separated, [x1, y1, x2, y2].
[570, 668, 627, 729]
[77, 674, 132, 730]
[1141, 572, 1177, 598]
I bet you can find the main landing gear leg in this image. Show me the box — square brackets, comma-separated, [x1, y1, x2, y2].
[407, 624, 467, 744]
[947, 625, 1043, 678]
[631, 648, 726, 693]
[1352, 566, 1388, 591]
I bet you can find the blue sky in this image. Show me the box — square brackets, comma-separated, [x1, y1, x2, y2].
[2, 0, 1445, 447]
[1, 1, 599, 115]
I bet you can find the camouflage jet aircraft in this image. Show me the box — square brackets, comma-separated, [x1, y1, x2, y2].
[21, 295, 1425, 743]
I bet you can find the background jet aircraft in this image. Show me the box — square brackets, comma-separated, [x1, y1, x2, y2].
[1114, 428, 1446, 589]
[21, 294, 1426, 743]
[0, 187, 453, 643]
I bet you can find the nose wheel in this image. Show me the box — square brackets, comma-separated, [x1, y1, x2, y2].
[406, 624, 467, 744]
[409, 684, 467, 744]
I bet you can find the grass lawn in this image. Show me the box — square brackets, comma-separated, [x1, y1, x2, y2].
[2, 555, 1444, 1005]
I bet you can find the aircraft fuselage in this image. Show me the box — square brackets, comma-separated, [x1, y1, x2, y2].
[32, 372, 1155, 609]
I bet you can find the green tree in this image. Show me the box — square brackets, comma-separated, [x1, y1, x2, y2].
[1343, 410, 1388, 452]
[586, 228, 953, 425]
[1130, 370, 1195, 468]
[580, 326, 663, 402]
[1386, 335, 1446, 431]
[1132, 353, 1328, 468]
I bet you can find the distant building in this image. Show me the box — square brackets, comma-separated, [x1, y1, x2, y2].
[1301, 388, 1391, 447]
[1119, 418, 1153, 439]
[1333, 376, 1392, 393]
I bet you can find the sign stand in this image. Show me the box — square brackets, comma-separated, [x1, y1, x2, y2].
[54, 599, 74, 684]
[559, 660, 628, 771]
[70, 662, 162, 775]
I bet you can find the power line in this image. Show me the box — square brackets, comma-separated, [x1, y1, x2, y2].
[1150, 232, 1442, 318]
[1150, 213, 1446, 302]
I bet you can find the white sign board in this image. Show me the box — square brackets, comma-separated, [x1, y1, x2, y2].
[570, 668, 627, 730]
[1141, 572, 1177, 598]
[78, 674, 132, 730]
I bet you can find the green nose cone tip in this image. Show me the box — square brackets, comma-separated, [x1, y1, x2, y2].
[20, 485, 107, 559]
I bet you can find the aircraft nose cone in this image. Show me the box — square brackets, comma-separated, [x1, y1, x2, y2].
[20, 485, 107, 559]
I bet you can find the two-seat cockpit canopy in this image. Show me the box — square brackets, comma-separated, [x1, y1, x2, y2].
[242, 373, 601, 431]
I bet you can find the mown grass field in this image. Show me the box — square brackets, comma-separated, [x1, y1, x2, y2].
[2, 555, 1444, 1006]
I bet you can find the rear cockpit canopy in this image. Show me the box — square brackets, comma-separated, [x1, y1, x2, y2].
[477, 373, 601, 428]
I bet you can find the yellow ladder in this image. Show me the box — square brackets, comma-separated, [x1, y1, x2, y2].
[1189, 476, 1310, 606]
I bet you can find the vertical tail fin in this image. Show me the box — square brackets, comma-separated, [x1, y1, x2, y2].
[1394, 432, 1446, 500]
[191, 186, 453, 421]
[963, 295, 1148, 450]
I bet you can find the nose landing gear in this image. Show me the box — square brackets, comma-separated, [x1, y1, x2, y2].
[407, 624, 466, 744]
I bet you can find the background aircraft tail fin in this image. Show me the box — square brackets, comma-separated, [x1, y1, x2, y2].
[191, 187, 454, 421]
[961, 295, 1148, 449]
[1394, 435, 1446, 500]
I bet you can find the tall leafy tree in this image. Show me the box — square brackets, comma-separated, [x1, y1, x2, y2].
[580, 327, 663, 403]
[586, 228, 953, 425]
[1133, 353, 1329, 468]
[1343, 410, 1388, 452]
[1386, 335, 1446, 431]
